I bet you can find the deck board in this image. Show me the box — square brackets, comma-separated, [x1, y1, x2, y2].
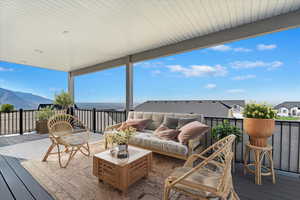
[3, 155, 53, 200]
[0, 155, 35, 200]
[0, 171, 14, 200]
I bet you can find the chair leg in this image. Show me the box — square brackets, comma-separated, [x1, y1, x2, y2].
[163, 186, 171, 200]
[57, 145, 79, 168]
[232, 189, 240, 200]
[42, 143, 56, 162]
[268, 150, 276, 184]
[79, 143, 90, 157]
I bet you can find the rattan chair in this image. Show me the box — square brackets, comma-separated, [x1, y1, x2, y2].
[164, 135, 239, 200]
[42, 114, 90, 168]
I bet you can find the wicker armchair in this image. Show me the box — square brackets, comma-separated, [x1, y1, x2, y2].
[42, 114, 90, 168]
[164, 135, 239, 200]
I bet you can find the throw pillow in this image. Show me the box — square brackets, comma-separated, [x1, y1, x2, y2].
[163, 117, 179, 129]
[154, 126, 180, 141]
[119, 119, 152, 131]
[177, 117, 199, 129]
[178, 121, 209, 144]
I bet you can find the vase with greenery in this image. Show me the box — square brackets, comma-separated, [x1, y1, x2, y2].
[107, 126, 136, 158]
[212, 120, 242, 142]
[243, 103, 277, 147]
[53, 91, 74, 110]
[36, 107, 55, 134]
[0, 104, 14, 112]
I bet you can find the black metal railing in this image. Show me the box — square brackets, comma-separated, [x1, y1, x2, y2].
[0, 109, 37, 135]
[1, 108, 300, 174]
[74, 108, 126, 133]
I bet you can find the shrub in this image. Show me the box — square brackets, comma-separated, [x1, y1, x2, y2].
[36, 106, 55, 121]
[0, 104, 14, 112]
[243, 103, 277, 119]
[53, 91, 73, 109]
[212, 120, 242, 142]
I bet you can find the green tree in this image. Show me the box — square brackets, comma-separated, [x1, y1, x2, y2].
[53, 91, 74, 109]
[0, 104, 14, 112]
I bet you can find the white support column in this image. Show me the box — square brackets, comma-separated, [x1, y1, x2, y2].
[68, 72, 74, 101]
[126, 57, 133, 112]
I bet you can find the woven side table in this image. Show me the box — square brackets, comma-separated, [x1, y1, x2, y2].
[243, 143, 276, 185]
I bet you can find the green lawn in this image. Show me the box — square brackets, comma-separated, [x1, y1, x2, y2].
[276, 116, 300, 121]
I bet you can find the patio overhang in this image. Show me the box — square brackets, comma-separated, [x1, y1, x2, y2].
[1, 1, 300, 74]
[1, 1, 300, 111]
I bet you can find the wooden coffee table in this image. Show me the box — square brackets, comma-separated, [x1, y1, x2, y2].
[93, 146, 152, 193]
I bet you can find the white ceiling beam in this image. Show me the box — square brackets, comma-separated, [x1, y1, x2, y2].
[71, 9, 300, 76]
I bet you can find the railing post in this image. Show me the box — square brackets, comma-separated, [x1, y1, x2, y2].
[93, 108, 96, 133]
[19, 109, 23, 135]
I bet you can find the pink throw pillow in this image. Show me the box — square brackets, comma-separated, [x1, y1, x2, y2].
[178, 121, 209, 144]
[123, 119, 152, 131]
[154, 125, 180, 141]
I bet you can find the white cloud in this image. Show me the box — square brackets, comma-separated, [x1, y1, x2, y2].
[167, 64, 227, 77]
[210, 45, 251, 52]
[205, 83, 217, 89]
[233, 47, 252, 52]
[210, 45, 232, 51]
[135, 61, 163, 68]
[227, 89, 245, 93]
[232, 74, 256, 80]
[151, 70, 161, 75]
[0, 67, 14, 72]
[230, 60, 283, 70]
[257, 44, 277, 51]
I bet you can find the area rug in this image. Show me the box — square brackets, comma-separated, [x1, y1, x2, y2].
[22, 141, 192, 200]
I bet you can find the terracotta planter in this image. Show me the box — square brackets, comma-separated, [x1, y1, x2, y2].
[243, 118, 275, 147]
[36, 120, 49, 134]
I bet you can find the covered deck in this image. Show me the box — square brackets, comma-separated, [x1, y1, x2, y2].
[0, 134, 299, 200]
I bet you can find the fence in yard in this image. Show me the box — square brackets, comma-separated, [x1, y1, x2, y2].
[1, 108, 300, 174]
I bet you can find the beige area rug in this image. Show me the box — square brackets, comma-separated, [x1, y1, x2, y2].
[22, 141, 192, 200]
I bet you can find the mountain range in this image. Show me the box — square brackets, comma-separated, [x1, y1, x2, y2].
[0, 88, 52, 109]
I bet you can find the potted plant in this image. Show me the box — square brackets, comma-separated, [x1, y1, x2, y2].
[243, 103, 277, 147]
[108, 126, 136, 158]
[36, 107, 55, 134]
[53, 91, 74, 112]
[212, 120, 242, 142]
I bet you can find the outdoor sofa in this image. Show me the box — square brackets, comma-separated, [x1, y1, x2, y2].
[105, 111, 208, 160]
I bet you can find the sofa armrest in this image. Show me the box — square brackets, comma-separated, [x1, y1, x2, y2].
[187, 130, 208, 156]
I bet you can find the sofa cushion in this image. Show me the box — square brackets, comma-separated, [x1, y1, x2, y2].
[178, 121, 209, 144]
[154, 126, 180, 141]
[129, 132, 188, 156]
[147, 113, 165, 130]
[121, 119, 152, 131]
[163, 117, 179, 129]
[177, 117, 200, 129]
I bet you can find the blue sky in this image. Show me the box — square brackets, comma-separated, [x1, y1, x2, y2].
[1, 27, 300, 105]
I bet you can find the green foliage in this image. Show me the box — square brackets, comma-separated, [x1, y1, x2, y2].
[276, 116, 300, 121]
[36, 106, 55, 121]
[53, 91, 73, 109]
[0, 104, 14, 112]
[243, 103, 276, 119]
[212, 120, 242, 142]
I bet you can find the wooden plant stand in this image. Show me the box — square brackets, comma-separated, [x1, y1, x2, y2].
[93, 146, 152, 194]
[244, 143, 276, 185]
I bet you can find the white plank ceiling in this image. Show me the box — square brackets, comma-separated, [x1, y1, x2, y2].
[1, 0, 300, 72]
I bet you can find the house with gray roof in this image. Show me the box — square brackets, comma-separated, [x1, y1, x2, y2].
[135, 100, 245, 118]
[274, 102, 300, 117]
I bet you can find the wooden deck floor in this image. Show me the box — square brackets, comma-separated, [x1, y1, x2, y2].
[0, 134, 299, 200]
[0, 155, 53, 200]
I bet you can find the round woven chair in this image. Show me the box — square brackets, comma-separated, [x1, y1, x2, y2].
[42, 114, 90, 168]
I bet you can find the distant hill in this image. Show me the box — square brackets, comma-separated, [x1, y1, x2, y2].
[0, 88, 52, 109]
